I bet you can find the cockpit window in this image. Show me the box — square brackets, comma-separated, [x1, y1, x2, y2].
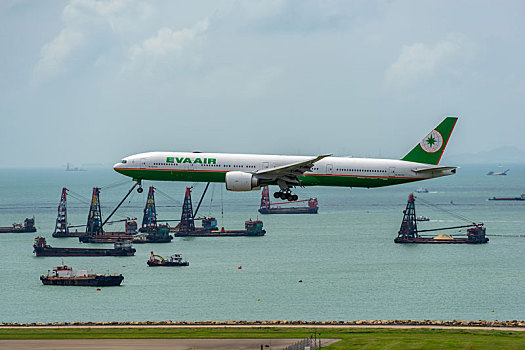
[122, 160, 127, 164]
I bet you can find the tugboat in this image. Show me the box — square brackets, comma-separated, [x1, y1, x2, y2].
[40, 265, 124, 286]
[147, 251, 189, 266]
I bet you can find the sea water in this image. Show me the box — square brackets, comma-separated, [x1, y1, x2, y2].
[0, 165, 524, 323]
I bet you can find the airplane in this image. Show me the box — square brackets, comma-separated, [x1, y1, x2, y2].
[114, 116, 458, 201]
[487, 169, 510, 176]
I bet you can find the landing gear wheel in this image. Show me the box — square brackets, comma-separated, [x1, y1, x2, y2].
[291, 194, 298, 201]
[137, 187, 143, 193]
[273, 192, 281, 199]
[279, 192, 287, 200]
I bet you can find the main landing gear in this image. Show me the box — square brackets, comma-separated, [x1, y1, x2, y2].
[136, 180, 143, 193]
[273, 191, 298, 202]
[274, 180, 299, 201]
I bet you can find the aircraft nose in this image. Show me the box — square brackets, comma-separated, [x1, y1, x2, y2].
[113, 162, 125, 173]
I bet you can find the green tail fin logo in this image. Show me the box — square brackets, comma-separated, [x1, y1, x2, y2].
[401, 116, 458, 165]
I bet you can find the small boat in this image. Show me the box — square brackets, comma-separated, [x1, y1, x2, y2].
[40, 265, 124, 286]
[415, 188, 429, 193]
[147, 251, 189, 266]
[416, 216, 430, 221]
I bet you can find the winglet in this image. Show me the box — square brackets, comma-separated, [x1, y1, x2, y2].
[401, 117, 458, 165]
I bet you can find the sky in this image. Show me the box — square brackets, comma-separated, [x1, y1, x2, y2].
[1, 0, 524, 168]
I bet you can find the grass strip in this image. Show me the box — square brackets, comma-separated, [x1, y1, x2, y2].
[0, 327, 524, 349]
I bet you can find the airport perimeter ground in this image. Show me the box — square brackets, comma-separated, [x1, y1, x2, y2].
[1, 325, 525, 349]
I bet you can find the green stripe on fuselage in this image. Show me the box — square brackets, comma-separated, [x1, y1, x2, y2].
[116, 168, 419, 188]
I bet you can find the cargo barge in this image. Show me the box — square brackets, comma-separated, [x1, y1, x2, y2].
[40, 265, 123, 286]
[79, 224, 172, 243]
[33, 237, 136, 256]
[0, 218, 36, 233]
[258, 186, 318, 214]
[79, 232, 172, 243]
[147, 251, 189, 266]
[489, 194, 525, 201]
[394, 194, 489, 244]
[174, 218, 265, 237]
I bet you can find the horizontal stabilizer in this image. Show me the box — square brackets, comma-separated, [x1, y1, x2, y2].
[412, 166, 458, 173]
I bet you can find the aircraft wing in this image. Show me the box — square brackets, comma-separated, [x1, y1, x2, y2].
[412, 166, 458, 173]
[255, 154, 332, 185]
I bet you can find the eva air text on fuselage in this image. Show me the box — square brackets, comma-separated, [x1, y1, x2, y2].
[166, 157, 217, 164]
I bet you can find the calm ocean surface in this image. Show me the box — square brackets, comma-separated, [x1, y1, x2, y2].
[0, 165, 524, 323]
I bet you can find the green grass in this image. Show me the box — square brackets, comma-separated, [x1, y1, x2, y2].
[0, 327, 524, 349]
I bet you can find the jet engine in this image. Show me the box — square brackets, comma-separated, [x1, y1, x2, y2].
[225, 171, 260, 191]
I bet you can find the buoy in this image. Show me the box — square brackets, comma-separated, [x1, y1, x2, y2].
[237, 266, 242, 269]
[491, 310, 495, 312]
[257, 298, 260, 301]
[298, 280, 303, 283]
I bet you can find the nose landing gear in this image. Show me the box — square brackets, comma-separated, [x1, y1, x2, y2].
[136, 180, 143, 193]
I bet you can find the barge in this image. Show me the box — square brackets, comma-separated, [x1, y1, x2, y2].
[0, 218, 36, 233]
[174, 218, 265, 237]
[79, 225, 172, 243]
[40, 265, 123, 286]
[147, 251, 189, 266]
[258, 186, 318, 214]
[33, 237, 136, 256]
[394, 194, 489, 244]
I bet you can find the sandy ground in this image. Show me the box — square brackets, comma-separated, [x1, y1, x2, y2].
[0, 338, 341, 350]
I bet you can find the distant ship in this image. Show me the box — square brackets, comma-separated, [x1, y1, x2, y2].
[65, 163, 85, 171]
[489, 194, 525, 201]
[487, 169, 509, 176]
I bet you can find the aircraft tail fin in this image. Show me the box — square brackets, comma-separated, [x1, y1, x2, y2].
[401, 116, 458, 165]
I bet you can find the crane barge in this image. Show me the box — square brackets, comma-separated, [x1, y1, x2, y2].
[394, 193, 489, 244]
[173, 185, 265, 237]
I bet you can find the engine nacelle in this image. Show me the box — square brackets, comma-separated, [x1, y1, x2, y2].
[225, 171, 260, 191]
